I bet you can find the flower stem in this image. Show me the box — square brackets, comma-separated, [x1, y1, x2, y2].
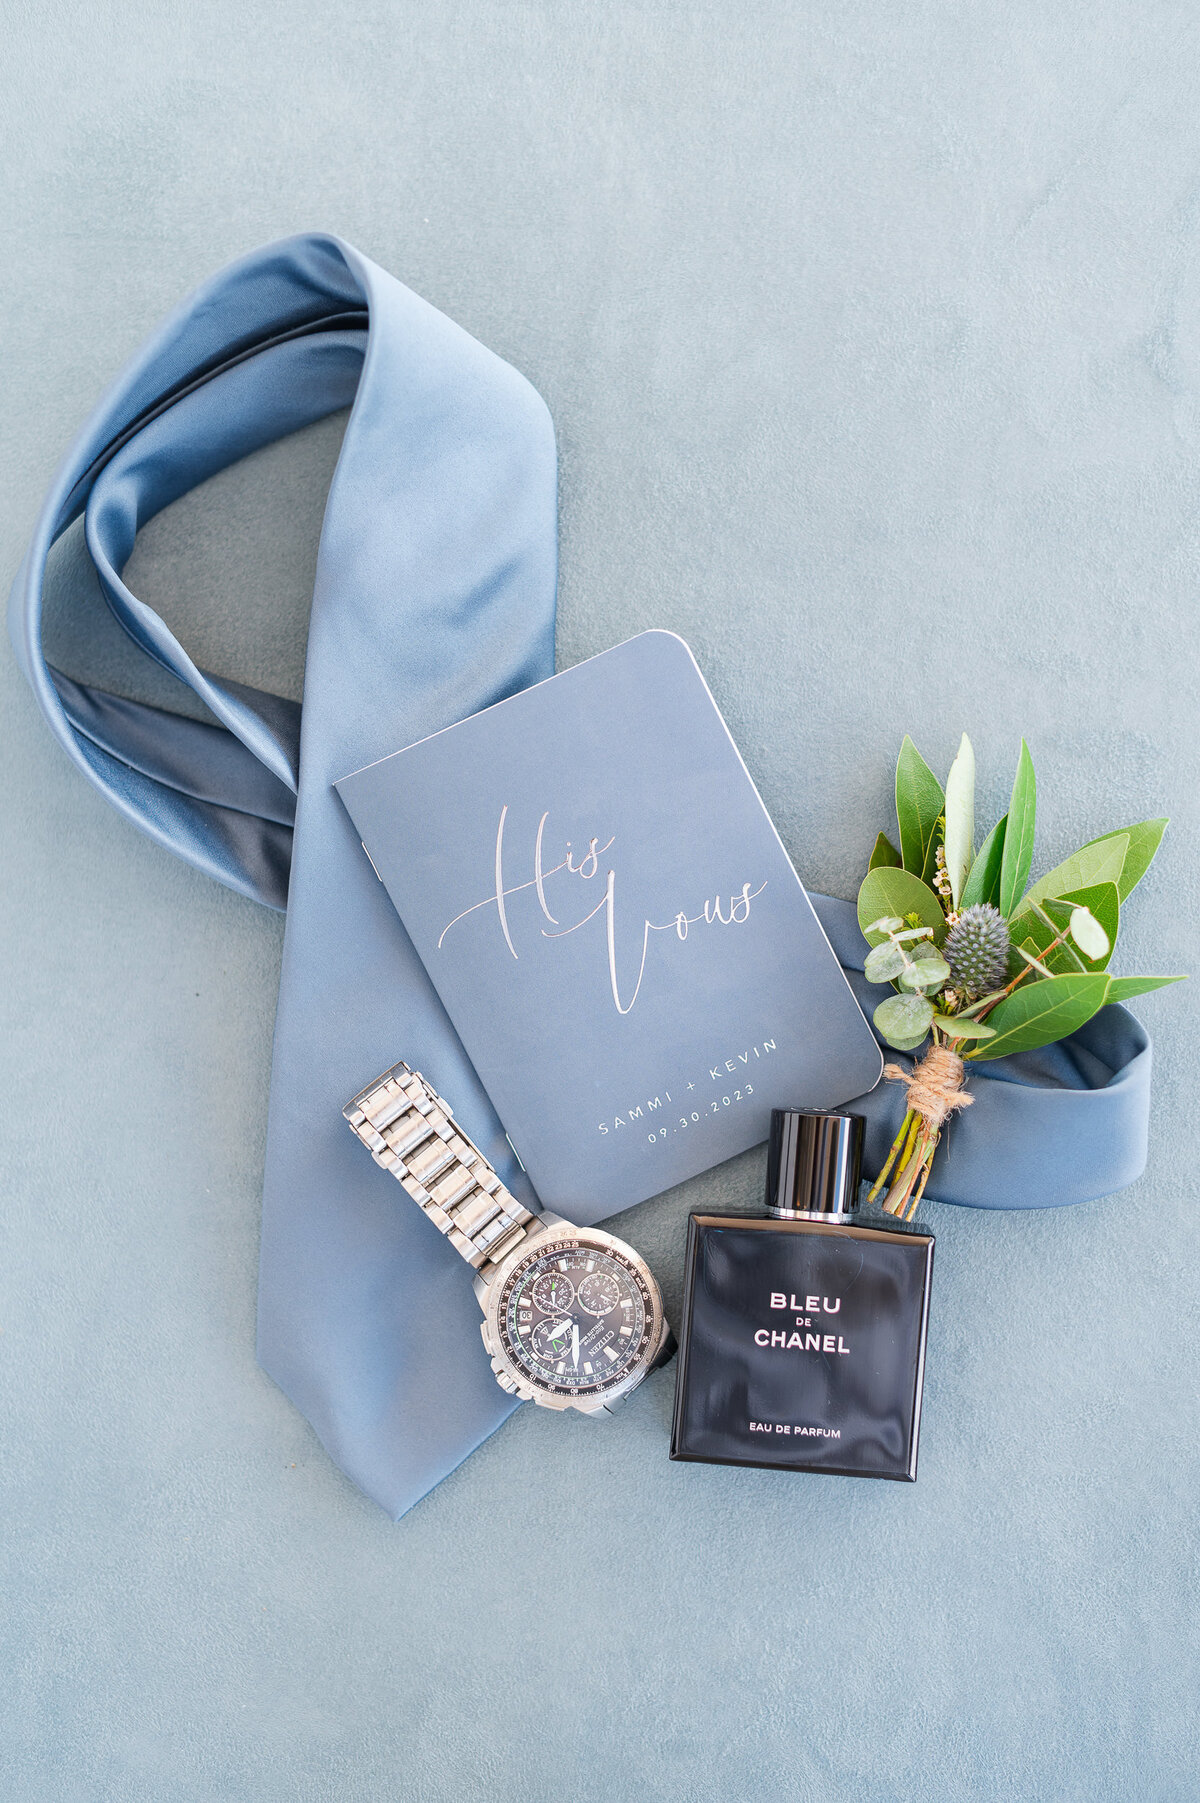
[882, 1115, 926, 1216]
[905, 1138, 938, 1221]
[895, 1110, 922, 1178]
[866, 1109, 915, 1204]
[1028, 902, 1087, 972]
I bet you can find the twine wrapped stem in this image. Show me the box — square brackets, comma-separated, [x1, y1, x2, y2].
[867, 1044, 972, 1220]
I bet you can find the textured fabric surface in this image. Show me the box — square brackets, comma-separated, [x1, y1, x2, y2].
[2, 4, 1197, 1800]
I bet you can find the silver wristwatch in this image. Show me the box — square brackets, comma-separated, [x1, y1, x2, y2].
[344, 1061, 674, 1415]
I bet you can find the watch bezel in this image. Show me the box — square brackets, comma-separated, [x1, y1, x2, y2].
[482, 1222, 668, 1413]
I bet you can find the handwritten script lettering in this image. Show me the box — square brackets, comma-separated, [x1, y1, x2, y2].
[437, 808, 766, 1014]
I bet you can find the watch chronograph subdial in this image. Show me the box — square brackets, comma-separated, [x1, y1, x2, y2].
[577, 1271, 622, 1317]
[531, 1317, 575, 1362]
[531, 1271, 575, 1316]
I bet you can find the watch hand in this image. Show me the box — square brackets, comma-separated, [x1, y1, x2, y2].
[572, 1324, 580, 1369]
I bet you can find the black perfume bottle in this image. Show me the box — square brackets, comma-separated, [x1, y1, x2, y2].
[670, 1109, 934, 1481]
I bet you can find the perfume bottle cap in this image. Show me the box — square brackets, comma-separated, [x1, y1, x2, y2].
[766, 1108, 863, 1220]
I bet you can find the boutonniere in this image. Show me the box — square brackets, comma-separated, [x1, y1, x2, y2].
[859, 735, 1184, 1219]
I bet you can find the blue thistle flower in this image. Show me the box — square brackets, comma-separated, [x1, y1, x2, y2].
[944, 903, 1011, 999]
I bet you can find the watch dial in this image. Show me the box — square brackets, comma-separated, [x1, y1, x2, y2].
[498, 1241, 655, 1397]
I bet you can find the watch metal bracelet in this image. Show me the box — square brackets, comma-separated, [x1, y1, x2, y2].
[343, 1062, 537, 1276]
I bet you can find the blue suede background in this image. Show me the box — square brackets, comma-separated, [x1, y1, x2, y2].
[2, 5, 1198, 1799]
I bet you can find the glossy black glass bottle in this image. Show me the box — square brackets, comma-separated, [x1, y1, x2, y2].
[670, 1108, 934, 1481]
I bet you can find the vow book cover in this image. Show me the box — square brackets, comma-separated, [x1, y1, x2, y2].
[335, 632, 882, 1218]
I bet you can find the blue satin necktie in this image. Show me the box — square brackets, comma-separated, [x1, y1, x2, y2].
[9, 234, 1151, 1518]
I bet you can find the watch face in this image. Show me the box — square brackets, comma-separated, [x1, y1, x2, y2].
[497, 1239, 657, 1399]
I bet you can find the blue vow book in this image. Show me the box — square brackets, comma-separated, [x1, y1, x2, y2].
[335, 632, 882, 1219]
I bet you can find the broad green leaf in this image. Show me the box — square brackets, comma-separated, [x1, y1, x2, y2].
[874, 993, 933, 1051]
[1018, 835, 1128, 919]
[869, 832, 902, 871]
[899, 955, 950, 994]
[943, 733, 975, 910]
[858, 867, 947, 947]
[931, 1014, 997, 1039]
[864, 942, 908, 984]
[961, 813, 1007, 911]
[1019, 883, 1119, 974]
[998, 740, 1036, 917]
[1075, 819, 1168, 901]
[1105, 974, 1188, 1003]
[966, 973, 1109, 1061]
[895, 737, 945, 881]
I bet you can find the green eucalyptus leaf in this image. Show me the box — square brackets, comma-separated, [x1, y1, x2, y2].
[1105, 974, 1188, 1003]
[909, 938, 942, 960]
[943, 733, 975, 910]
[1018, 834, 1128, 918]
[931, 1014, 997, 1040]
[1069, 905, 1110, 961]
[878, 1026, 931, 1053]
[868, 832, 902, 871]
[999, 740, 1036, 917]
[863, 915, 905, 936]
[864, 942, 908, 984]
[899, 956, 950, 994]
[965, 973, 1109, 1061]
[874, 993, 934, 1051]
[1074, 819, 1168, 901]
[961, 813, 1007, 911]
[857, 868, 947, 947]
[895, 737, 945, 881]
